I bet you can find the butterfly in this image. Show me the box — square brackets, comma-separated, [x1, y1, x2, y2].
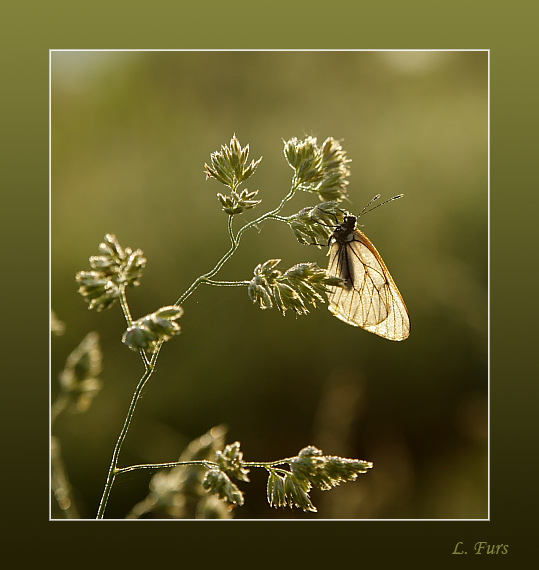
[326, 196, 410, 341]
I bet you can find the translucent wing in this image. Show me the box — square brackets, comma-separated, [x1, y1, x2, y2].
[327, 229, 410, 341]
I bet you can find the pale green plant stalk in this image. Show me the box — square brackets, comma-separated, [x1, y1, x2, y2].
[175, 181, 300, 306]
[73, 135, 373, 519]
[96, 343, 152, 518]
[96, 179, 301, 518]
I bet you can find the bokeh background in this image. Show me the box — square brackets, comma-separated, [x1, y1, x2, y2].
[51, 50, 488, 519]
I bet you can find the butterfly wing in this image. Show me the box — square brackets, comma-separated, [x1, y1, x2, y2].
[327, 229, 410, 341]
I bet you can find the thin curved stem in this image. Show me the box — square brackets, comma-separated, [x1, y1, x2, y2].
[96, 365, 155, 519]
[118, 288, 151, 369]
[227, 214, 237, 248]
[118, 288, 134, 327]
[203, 279, 250, 287]
[108, 456, 297, 477]
[175, 181, 300, 307]
[97, 180, 300, 518]
[235, 181, 299, 242]
[175, 216, 236, 306]
[243, 458, 297, 468]
[115, 459, 218, 475]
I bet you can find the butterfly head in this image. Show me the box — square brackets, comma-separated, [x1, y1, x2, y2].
[332, 215, 357, 244]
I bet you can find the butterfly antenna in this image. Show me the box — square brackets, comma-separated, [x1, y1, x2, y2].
[360, 194, 403, 217]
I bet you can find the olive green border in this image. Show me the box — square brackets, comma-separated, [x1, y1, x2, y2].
[4, 0, 534, 565]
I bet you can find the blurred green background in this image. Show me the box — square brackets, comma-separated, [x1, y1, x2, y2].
[51, 50, 487, 519]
